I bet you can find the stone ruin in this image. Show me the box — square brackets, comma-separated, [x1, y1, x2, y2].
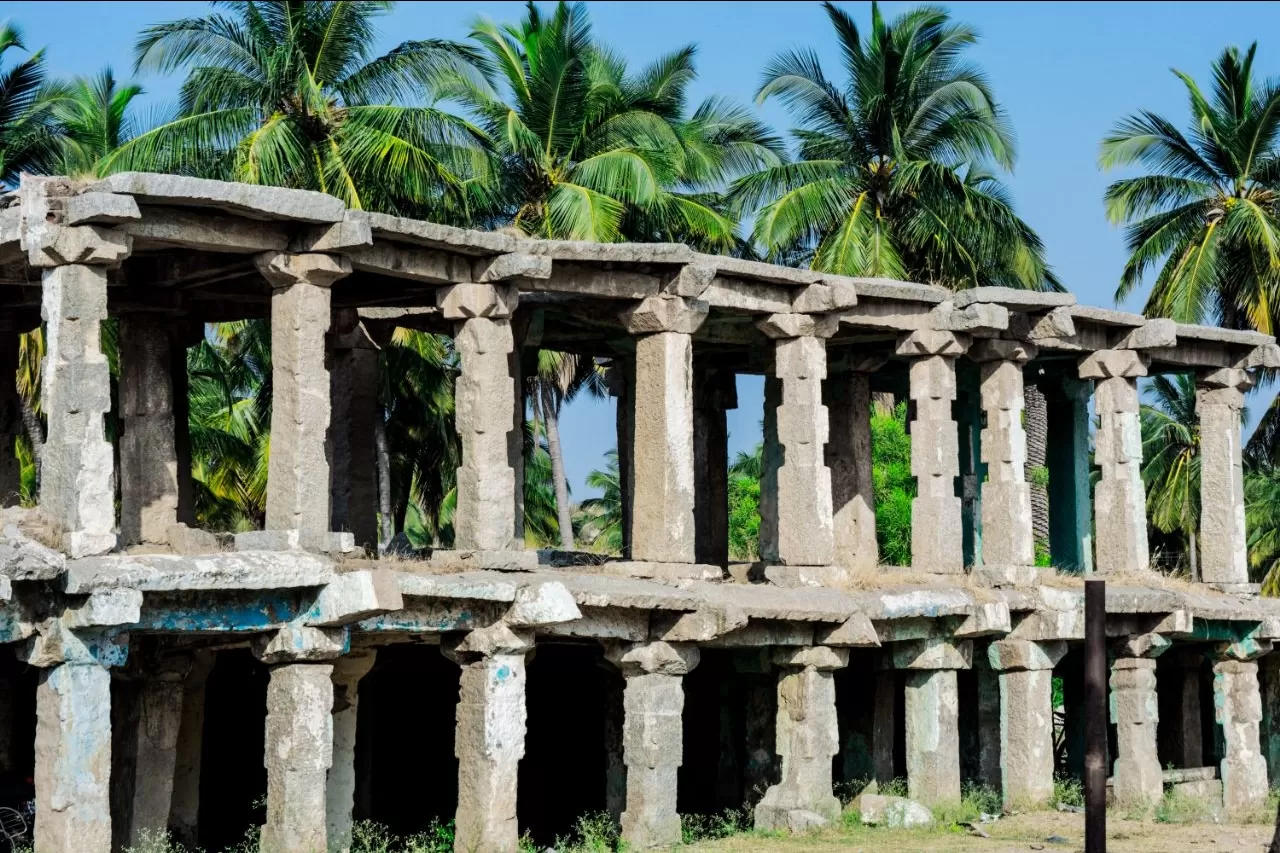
[0, 172, 1278, 851]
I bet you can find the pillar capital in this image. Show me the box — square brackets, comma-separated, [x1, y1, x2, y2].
[253, 625, 350, 665]
[987, 639, 1066, 672]
[772, 645, 849, 671]
[619, 293, 708, 335]
[1078, 348, 1148, 380]
[606, 640, 699, 676]
[1199, 366, 1254, 391]
[1113, 632, 1172, 660]
[255, 251, 351, 289]
[969, 337, 1038, 364]
[437, 282, 519, 320]
[895, 328, 969, 357]
[891, 637, 973, 671]
[444, 623, 535, 664]
[20, 621, 130, 669]
[756, 312, 839, 340]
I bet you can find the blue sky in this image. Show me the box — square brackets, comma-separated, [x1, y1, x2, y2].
[11, 1, 1280, 496]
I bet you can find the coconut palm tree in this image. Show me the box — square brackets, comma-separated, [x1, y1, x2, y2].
[1247, 461, 1280, 595]
[733, 1, 1058, 290]
[114, 0, 494, 218]
[578, 449, 622, 553]
[48, 68, 145, 177]
[462, 1, 783, 246]
[527, 350, 606, 549]
[1140, 374, 1201, 576]
[1101, 43, 1280, 332]
[0, 21, 61, 185]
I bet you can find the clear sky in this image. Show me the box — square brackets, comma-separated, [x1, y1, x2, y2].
[10, 1, 1280, 497]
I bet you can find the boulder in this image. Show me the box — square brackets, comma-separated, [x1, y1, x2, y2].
[856, 794, 934, 829]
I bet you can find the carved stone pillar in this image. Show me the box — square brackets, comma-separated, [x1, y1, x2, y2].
[1197, 367, 1253, 586]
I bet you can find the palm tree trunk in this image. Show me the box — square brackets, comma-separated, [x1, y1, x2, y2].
[374, 409, 393, 551]
[1189, 528, 1199, 582]
[20, 398, 43, 468]
[1025, 384, 1050, 553]
[541, 384, 575, 550]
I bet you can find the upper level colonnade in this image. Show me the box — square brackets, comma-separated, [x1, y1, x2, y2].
[2, 172, 1272, 590]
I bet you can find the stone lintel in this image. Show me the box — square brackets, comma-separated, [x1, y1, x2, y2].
[289, 215, 373, 253]
[301, 570, 404, 627]
[651, 606, 747, 643]
[952, 601, 1013, 637]
[968, 338, 1037, 363]
[1243, 343, 1280, 369]
[756, 312, 839, 339]
[503, 581, 582, 628]
[951, 286, 1075, 311]
[1117, 319, 1177, 350]
[895, 329, 970, 357]
[254, 624, 350, 664]
[607, 640, 700, 676]
[1026, 306, 1076, 339]
[61, 588, 143, 629]
[932, 301, 1009, 333]
[64, 192, 142, 226]
[890, 637, 972, 670]
[475, 252, 553, 283]
[1078, 349, 1149, 379]
[987, 639, 1067, 672]
[791, 279, 858, 313]
[662, 262, 716, 298]
[619, 294, 708, 335]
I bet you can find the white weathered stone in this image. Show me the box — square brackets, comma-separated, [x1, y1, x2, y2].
[39, 264, 116, 556]
[856, 793, 934, 828]
[630, 330, 697, 563]
[302, 570, 404, 627]
[63, 550, 332, 593]
[475, 252, 552, 283]
[64, 192, 141, 226]
[454, 652, 528, 853]
[92, 172, 347, 222]
[61, 588, 142, 629]
[453, 317, 521, 551]
[254, 625, 349, 664]
[327, 651, 376, 853]
[437, 282, 519, 319]
[988, 641, 1066, 808]
[262, 662, 334, 853]
[891, 638, 972, 671]
[755, 661, 844, 831]
[1110, 657, 1161, 807]
[1214, 658, 1269, 814]
[1117, 319, 1177, 350]
[904, 668, 961, 805]
[504, 581, 582, 627]
[904, 345, 965, 574]
[1197, 369, 1252, 585]
[34, 662, 113, 853]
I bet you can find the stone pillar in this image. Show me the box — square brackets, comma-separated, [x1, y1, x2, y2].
[971, 340, 1037, 569]
[1261, 654, 1280, 786]
[603, 672, 626, 826]
[1175, 651, 1204, 768]
[1214, 657, 1269, 813]
[329, 311, 380, 552]
[755, 646, 847, 832]
[826, 360, 883, 571]
[118, 314, 181, 546]
[262, 662, 335, 853]
[757, 314, 838, 569]
[256, 252, 352, 545]
[988, 640, 1066, 808]
[253, 626, 348, 853]
[126, 663, 188, 847]
[758, 374, 782, 562]
[1110, 656, 1162, 807]
[606, 355, 635, 559]
[25, 625, 129, 853]
[738, 656, 779, 803]
[1047, 378, 1094, 573]
[693, 367, 735, 568]
[975, 652, 1002, 791]
[1197, 368, 1253, 586]
[0, 332, 22, 507]
[896, 331, 969, 573]
[872, 670, 897, 783]
[328, 650, 376, 853]
[442, 284, 523, 552]
[1080, 350, 1149, 574]
[894, 638, 971, 804]
[608, 641, 698, 849]
[620, 295, 707, 564]
[446, 624, 532, 853]
[169, 651, 214, 846]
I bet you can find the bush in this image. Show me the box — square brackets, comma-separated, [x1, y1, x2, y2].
[871, 403, 914, 565]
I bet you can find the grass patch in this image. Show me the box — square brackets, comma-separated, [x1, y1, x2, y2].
[1053, 774, 1084, 808]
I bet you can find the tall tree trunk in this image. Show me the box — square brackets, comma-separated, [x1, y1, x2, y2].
[1188, 528, 1199, 582]
[20, 398, 43, 485]
[1025, 383, 1050, 555]
[871, 391, 896, 416]
[373, 409, 393, 551]
[542, 383, 575, 550]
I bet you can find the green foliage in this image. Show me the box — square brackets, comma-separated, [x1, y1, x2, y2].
[1248, 463, 1280, 593]
[1027, 464, 1050, 489]
[1153, 785, 1220, 824]
[350, 819, 455, 853]
[1140, 374, 1200, 573]
[680, 808, 752, 844]
[728, 444, 763, 560]
[735, 2, 1057, 290]
[1053, 774, 1084, 808]
[578, 449, 623, 554]
[871, 402, 914, 565]
[0, 21, 61, 185]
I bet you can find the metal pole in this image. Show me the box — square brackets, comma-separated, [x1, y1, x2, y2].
[1085, 578, 1107, 852]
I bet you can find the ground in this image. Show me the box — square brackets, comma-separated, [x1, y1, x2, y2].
[684, 812, 1275, 853]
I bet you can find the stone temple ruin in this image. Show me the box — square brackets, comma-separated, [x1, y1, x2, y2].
[1, 172, 1280, 852]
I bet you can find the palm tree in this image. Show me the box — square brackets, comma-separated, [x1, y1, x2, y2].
[578, 449, 622, 554]
[527, 350, 606, 549]
[733, 2, 1057, 290]
[49, 68, 145, 176]
[1247, 461, 1280, 595]
[113, 0, 493, 217]
[1140, 374, 1201, 576]
[462, 1, 783, 246]
[0, 21, 60, 184]
[728, 444, 763, 561]
[1101, 44, 1280, 332]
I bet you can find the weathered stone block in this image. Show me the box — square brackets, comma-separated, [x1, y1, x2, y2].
[619, 294, 708, 334]
[437, 282, 519, 319]
[892, 638, 972, 671]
